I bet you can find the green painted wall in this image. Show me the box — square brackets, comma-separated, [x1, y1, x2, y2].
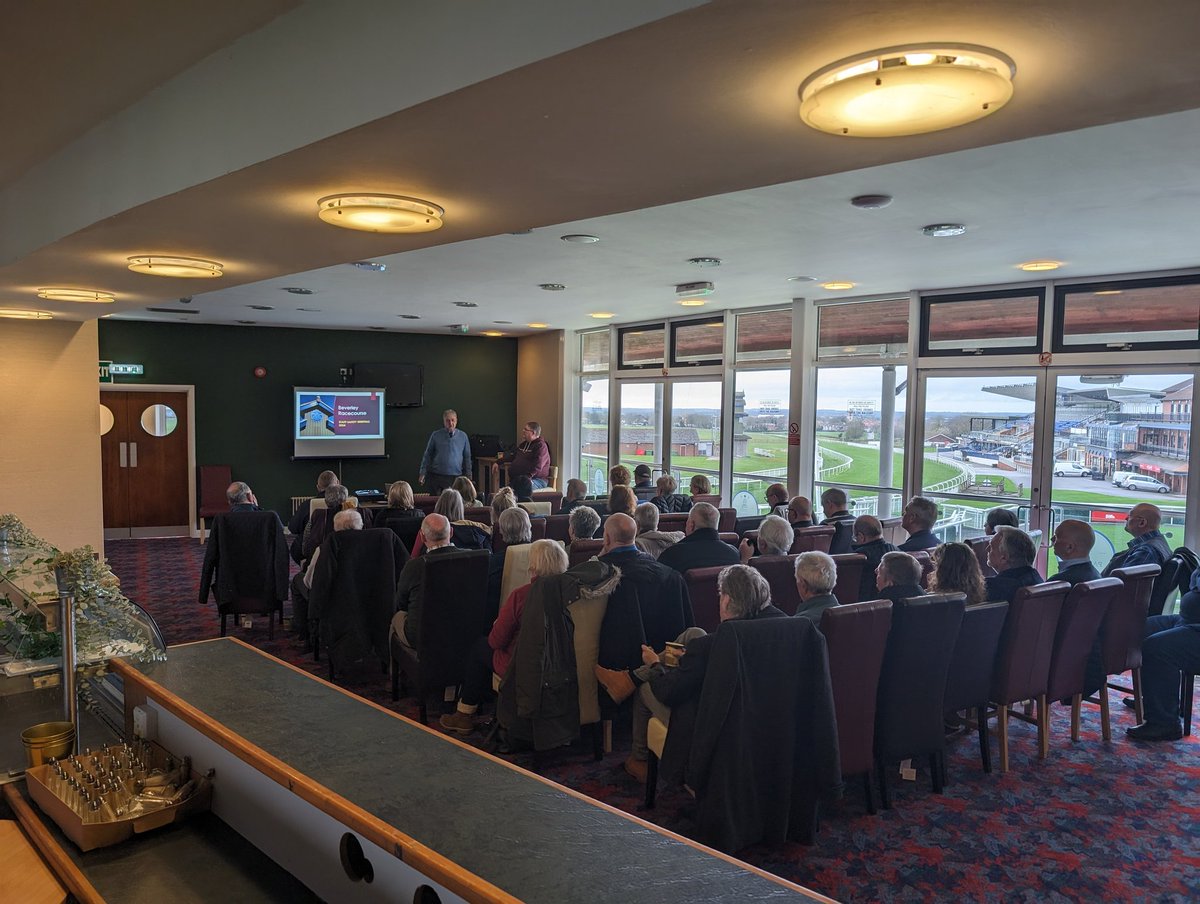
[98, 321, 517, 516]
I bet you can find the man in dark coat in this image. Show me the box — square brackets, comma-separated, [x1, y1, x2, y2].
[288, 469, 339, 563]
[874, 551, 925, 605]
[1051, 518, 1101, 585]
[392, 514, 459, 650]
[785, 495, 815, 530]
[985, 526, 1044, 603]
[819, 487, 856, 554]
[658, 503, 739, 574]
[897, 496, 940, 552]
[852, 514, 895, 600]
[1101, 503, 1172, 576]
[199, 507, 288, 628]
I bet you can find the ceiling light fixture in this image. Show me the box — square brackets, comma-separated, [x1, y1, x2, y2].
[398, 314, 421, 319]
[454, 301, 478, 308]
[482, 330, 505, 337]
[589, 312, 615, 319]
[350, 261, 387, 272]
[799, 44, 1015, 137]
[493, 320, 512, 325]
[247, 305, 274, 311]
[0, 309, 53, 319]
[282, 287, 313, 295]
[786, 275, 818, 283]
[675, 281, 714, 298]
[1018, 260, 1062, 272]
[820, 281, 856, 290]
[539, 283, 566, 291]
[561, 234, 600, 244]
[921, 223, 967, 237]
[687, 257, 722, 268]
[127, 256, 224, 278]
[851, 194, 893, 210]
[317, 194, 444, 233]
[1094, 289, 1123, 296]
[678, 299, 707, 307]
[527, 322, 550, 328]
[36, 288, 115, 303]
[297, 307, 321, 312]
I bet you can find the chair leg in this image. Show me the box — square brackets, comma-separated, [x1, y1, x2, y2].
[862, 773, 876, 815]
[929, 752, 944, 794]
[645, 751, 659, 809]
[1182, 673, 1195, 737]
[1070, 694, 1081, 742]
[220, 613, 227, 637]
[268, 608, 275, 640]
[391, 658, 399, 702]
[876, 756, 891, 810]
[199, 519, 207, 545]
[1037, 694, 1049, 760]
[603, 719, 612, 755]
[1099, 683, 1112, 741]
[591, 722, 603, 761]
[998, 704, 1010, 773]
[1131, 668, 1144, 723]
[977, 705, 992, 774]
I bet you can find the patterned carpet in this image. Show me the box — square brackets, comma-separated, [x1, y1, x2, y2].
[107, 537, 1200, 902]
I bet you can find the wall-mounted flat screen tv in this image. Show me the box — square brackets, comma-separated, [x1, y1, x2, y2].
[352, 362, 423, 407]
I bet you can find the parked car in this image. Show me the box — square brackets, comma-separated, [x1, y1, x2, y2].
[1112, 470, 1136, 487]
[1121, 474, 1171, 494]
[1053, 461, 1091, 477]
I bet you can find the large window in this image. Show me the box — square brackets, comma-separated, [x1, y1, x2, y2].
[736, 309, 792, 362]
[732, 369, 790, 512]
[579, 378, 609, 494]
[668, 381, 723, 496]
[1054, 276, 1200, 352]
[920, 289, 1044, 357]
[818, 299, 908, 360]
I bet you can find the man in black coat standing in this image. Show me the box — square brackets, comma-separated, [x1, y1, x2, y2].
[1050, 518, 1101, 585]
[658, 503, 739, 574]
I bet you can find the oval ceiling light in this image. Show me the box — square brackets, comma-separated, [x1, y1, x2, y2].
[127, 256, 224, 278]
[921, 223, 967, 237]
[0, 308, 53, 319]
[786, 275, 818, 283]
[37, 287, 115, 303]
[482, 330, 505, 337]
[820, 281, 857, 290]
[527, 322, 550, 329]
[799, 44, 1015, 137]
[678, 299, 707, 307]
[317, 194, 444, 233]
[589, 311, 615, 319]
[561, 234, 600, 244]
[687, 257, 722, 268]
[1017, 259, 1062, 272]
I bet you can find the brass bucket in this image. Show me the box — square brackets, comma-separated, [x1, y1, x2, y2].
[21, 721, 76, 767]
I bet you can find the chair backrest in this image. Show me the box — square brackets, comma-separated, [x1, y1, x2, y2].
[965, 535, 996, 577]
[943, 601, 1008, 713]
[463, 505, 493, 526]
[1045, 578, 1122, 701]
[547, 465, 560, 491]
[693, 493, 722, 508]
[832, 553, 867, 605]
[499, 544, 533, 614]
[791, 525, 834, 554]
[570, 587, 610, 726]
[568, 538, 605, 569]
[1105, 564, 1159, 673]
[198, 465, 232, 517]
[684, 566, 725, 633]
[821, 600, 894, 777]
[659, 512, 689, 532]
[990, 580, 1071, 704]
[544, 514, 571, 543]
[532, 490, 563, 513]
[749, 555, 801, 615]
[417, 550, 491, 689]
[909, 549, 934, 588]
[718, 532, 739, 547]
[1149, 555, 1183, 617]
[875, 593, 966, 760]
[879, 517, 906, 547]
[519, 501, 553, 517]
[413, 494, 440, 515]
[828, 520, 854, 555]
[717, 507, 737, 532]
[205, 511, 287, 607]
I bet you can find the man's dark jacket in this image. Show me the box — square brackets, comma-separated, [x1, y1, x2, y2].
[878, 582, 925, 605]
[853, 538, 895, 600]
[598, 547, 694, 667]
[199, 511, 289, 609]
[898, 529, 938, 552]
[657, 528, 739, 575]
[823, 511, 857, 555]
[1053, 560, 1101, 586]
[393, 545, 460, 647]
[985, 565, 1044, 603]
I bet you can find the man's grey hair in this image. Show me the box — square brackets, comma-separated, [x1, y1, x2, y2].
[879, 550, 922, 587]
[906, 496, 939, 530]
[324, 484, 349, 508]
[717, 564, 773, 619]
[435, 488, 464, 522]
[498, 506, 532, 544]
[795, 551, 837, 594]
[821, 487, 847, 509]
[569, 505, 601, 541]
[689, 502, 720, 531]
[986, 507, 1019, 531]
[226, 481, 252, 505]
[442, 409, 457, 419]
[994, 525, 1036, 567]
[316, 470, 339, 492]
[634, 502, 660, 533]
[332, 510, 363, 531]
[757, 515, 793, 557]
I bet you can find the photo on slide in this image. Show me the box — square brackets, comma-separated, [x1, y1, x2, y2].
[296, 392, 383, 439]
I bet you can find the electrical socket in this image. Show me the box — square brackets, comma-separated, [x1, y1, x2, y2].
[132, 704, 158, 741]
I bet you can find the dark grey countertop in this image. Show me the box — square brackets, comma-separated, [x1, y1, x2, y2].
[131, 639, 814, 903]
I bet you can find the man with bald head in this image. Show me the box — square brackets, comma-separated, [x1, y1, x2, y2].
[1051, 519, 1100, 585]
[392, 513, 459, 651]
[226, 481, 260, 512]
[786, 496, 814, 529]
[657, 502, 740, 575]
[1103, 502, 1171, 575]
[852, 514, 896, 600]
[764, 483, 789, 517]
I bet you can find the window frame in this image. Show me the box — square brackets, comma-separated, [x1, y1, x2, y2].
[1051, 273, 1200, 354]
[919, 287, 1047, 358]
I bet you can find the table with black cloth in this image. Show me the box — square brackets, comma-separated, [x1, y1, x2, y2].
[112, 638, 825, 903]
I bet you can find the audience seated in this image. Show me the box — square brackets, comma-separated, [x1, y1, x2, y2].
[851, 515, 896, 600]
[1102, 503, 1171, 575]
[739, 514, 792, 562]
[621, 564, 784, 783]
[785, 495, 815, 529]
[302, 484, 353, 562]
[1129, 579, 1200, 741]
[1051, 519, 1101, 585]
[658, 503, 740, 574]
[440, 539, 569, 735]
[226, 480, 261, 512]
[511, 473, 536, 504]
[392, 514, 459, 651]
[793, 551, 840, 622]
[764, 483, 789, 517]
[689, 474, 712, 498]
[633, 464, 654, 490]
[819, 488, 856, 554]
[634, 502, 684, 560]
[560, 478, 589, 515]
[929, 541, 987, 605]
[609, 465, 632, 488]
[568, 504, 602, 546]
[985, 507, 1019, 535]
[433, 488, 491, 551]
[608, 484, 637, 518]
[651, 474, 691, 514]
[288, 469, 338, 564]
[373, 480, 423, 552]
[985, 526, 1044, 603]
[874, 551, 925, 605]
[488, 507, 532, 620]
[898, 496, 939, 552]
[451, 475, 479, 506]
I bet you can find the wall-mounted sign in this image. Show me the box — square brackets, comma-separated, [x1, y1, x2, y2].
[109, 363, 144, 375]
[99, 360, 112, 383]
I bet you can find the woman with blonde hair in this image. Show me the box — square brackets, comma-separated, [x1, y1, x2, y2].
[412, 488, 491, 554]
[373, 480, 422, 551]
[689, 474, 712, 496]
[441, 539, 570, 735]
[452, 476, 479, 506]
[929, 541, 986, 606]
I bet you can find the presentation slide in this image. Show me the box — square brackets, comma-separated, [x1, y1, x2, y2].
[293, 387, 386, 459]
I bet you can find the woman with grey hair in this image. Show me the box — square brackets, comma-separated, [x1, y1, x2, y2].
[740, 514, 792, 562]
[412, 488, 491, 553]
[569, 505, 602, 543]
[486, 507, 533, 621]
[634, 502, 684, 559]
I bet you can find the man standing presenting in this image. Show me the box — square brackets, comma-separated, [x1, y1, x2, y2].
[419, 409, 472, 494]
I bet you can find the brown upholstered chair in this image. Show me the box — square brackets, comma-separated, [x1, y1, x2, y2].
[692, 493, 722, 507]
[531, 489, 563, 513]
[943, 601, 1009, 773]
[821, 600, 893, 813]
[879, 517, 906, 547]
[717, 508, 738, 532]
[658, 512, 689, 532]
[910, 550, 934, 589]
[684, 566, 725, 633]
[718, 532, 740, 547]
[966, 536, 997, 578]
[874, 593, 965, 807]
[832, 553, 867, 605]
[568, 538, 605, 569]
[197, 464, 232, 544]
[749, 555, 802, 615]
[463, 505, 493, 525]
[543, 514, 571, 543]
[413, 494, 439, 515]
[1046, 577, 1121, 745]
[987, 580, 1071, 771]
[1089, 564, 1159, 737]
[791, 525, 835, 554]
[199, 510, 289, 639]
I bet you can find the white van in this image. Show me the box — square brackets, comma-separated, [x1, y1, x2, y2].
[1112, 470, 1136, 487]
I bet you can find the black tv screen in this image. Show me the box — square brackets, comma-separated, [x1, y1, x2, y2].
[352, 362, 423, 408]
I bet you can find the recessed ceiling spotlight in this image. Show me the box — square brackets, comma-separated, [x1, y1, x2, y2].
[351, 261, 387, 272]
[799, 44, 1015, 137]
[247, 304, 274, 310]
[922, 223, 967, 237]
[297, 307, 321, 312]
[0, 309, 53, 319]
[368, 326, 387, 331]
[678, 299, 707, 307]
[561, 234, 600, 244]
[36, 288, 115, 303]
[398, 313, 421, 319]
[127, 256, 224, 278]
[1018, 260, 1062, 272]
[850, 194, 893, 210]
[589, 311, 615, 319]
[1094, 289, 1122, 296]
[687, 257, 722, 268]
[237, 320, 256, 325]
[482, 330, 505, 337]
[317, 194, 443, 233]
[454, 301, 478, 308]
[282, 287, 313, 295]
[539, 283, 567, 291]
[510, 229, 533, 236]
[786, 275, 819, 283]
[528, 322, 550, 328]
[493, 320, 512, 324]
[820, 281, 857, 290]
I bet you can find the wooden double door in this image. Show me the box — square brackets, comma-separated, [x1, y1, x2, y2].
[101, 390, 190, 539]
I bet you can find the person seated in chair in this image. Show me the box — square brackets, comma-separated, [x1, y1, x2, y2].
[634, 502, 684, 560]
[874, 551, 925, 605]
[785, 495, 815, 529]
[511, 473, 536, 505]
[560, 478, 589, 515]
[608, 484, 638, 519]
[428, 488, 490, 552]
[288, 469, 338, 563]
[1102, 502, 1171, 575]
[651, 474, 691, 514]
[568, 505, 602, 550]
[658, 503, 739, 574]
[373, 480, 423, 552]
[985, 526, 1044, 603]
[852, 515, 896, 600]
[985, 507, 1019, 536]
[739, 514, 792, 563]
[898, 496, 939, 552]
[764, 483, 789, 518]
[1051, 518, 1100, 585]
[793, 551, 840, 623]
[633, 464, 655, 490]
[689, 474, 713, 499]
[494, 421, 551, 489]
[609, 464, 632, 488]
[226, 481, 260, 512]
[440, 540, 570, 735]
[600, 513, 692, 652]
[451, 475, 479, 506]
[487, 507, 532, 620]
[620, 564, 784, 783]
[392, 514, 458, 652]
[302, 483, 353, 563]
[819, 488, 856, 554]
[295, 509, 361, 646]
[928, 542, 986, 606]
[1127, 575, 1200, 741]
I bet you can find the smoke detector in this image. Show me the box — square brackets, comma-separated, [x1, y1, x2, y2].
[675, 281, 715, 299]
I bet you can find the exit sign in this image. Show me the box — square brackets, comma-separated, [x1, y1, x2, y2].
[109, 363, 143, 375]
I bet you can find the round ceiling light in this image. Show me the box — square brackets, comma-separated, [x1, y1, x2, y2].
[539, 283, 566, 291]
[0, 309, 53, 319]
[851, 194, 893, 210]
[454, 301, 478, 308]
[127, 256, 224, 278]
[799, 44, 1015, 138]
[317, 194, 443, 233]
[921, 223, 967, 237]
[678, 299, 707, 307]
[786, 275, 818, 283]
[482, 330, 505, 337]
[589, 311, 615, 319]
[561, 234, 600, 244]
[282, 287, 313, 295]
[820, 281, 857, 290]
[1018, 259, 1062, 272]
[527, 322, 550, 329]
[687, 257, 722, 268]
[398, 313, 421, 319]
[37, 288, 115, 303]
